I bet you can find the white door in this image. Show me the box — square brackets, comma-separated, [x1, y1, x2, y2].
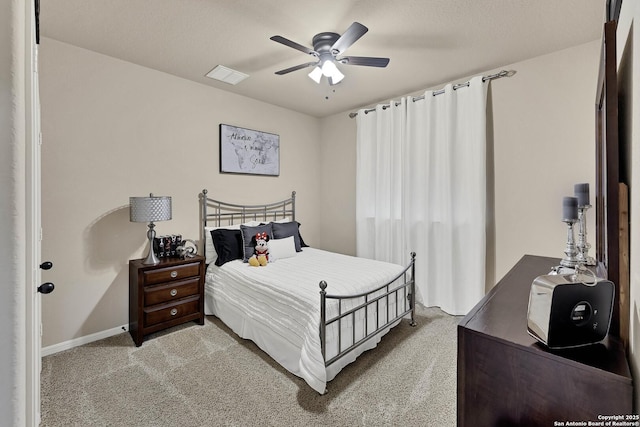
[25, 12, 50, 425]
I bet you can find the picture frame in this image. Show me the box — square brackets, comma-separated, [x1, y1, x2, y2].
[219, 124, 280, 176]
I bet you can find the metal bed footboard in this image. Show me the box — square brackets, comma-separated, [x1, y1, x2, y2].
[319, 252, 417, 367]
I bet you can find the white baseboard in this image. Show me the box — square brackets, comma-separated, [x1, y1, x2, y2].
[41, 324, 129, 357]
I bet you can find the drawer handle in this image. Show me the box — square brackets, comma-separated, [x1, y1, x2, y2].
[170, 308, 178, 316]
[170, 270, 178, 278]
[170, 289, 178, 297]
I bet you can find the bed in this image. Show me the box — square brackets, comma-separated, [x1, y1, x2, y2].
[200, 189, 416, 393]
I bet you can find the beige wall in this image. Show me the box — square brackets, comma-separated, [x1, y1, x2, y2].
[319, 40, 600, 287]
[617, 0, 640, 411]
[491, 41, 599, 280]
[39, 38, 321, 347]
[318, 112, 357, 255]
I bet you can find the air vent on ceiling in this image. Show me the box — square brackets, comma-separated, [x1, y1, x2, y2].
[205, 65, 249, 85]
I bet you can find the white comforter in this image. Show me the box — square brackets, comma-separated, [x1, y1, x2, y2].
[204, 248, 407, 393]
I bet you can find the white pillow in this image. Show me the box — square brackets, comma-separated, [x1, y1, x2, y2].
[268, 236, 297, 262]
[204, 221, 260, 264]
[271, 217, 290, 224]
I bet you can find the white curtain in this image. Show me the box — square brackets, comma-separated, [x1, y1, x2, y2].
[355, 99, 406, 265]
[356, 76, 488, 315]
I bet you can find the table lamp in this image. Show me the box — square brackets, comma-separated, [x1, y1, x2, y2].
[129, 193, 172, 265]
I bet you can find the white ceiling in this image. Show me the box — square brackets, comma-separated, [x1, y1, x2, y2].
[40, 0, 604, 118]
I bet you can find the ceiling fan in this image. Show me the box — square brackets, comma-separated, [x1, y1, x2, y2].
[270, 22, 390, 86]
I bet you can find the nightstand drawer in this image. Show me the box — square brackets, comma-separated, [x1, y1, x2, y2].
[144, 278, 200, 306]
[143, 262, 201, 285]
[143, 296, 200, 327]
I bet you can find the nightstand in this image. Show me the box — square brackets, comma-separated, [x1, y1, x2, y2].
[129, 255, 205, 346]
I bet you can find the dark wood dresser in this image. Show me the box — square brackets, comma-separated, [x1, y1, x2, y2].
[129, 255, 205, 346]
[457, 254, 633, 426]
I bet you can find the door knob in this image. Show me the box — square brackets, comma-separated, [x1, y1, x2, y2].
[40, 261, 53, 270]
[38, 282, 55, 294]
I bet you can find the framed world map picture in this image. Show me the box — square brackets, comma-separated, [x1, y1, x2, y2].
[219, 124, 280, 176]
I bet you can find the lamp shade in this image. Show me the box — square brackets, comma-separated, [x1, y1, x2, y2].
[129, 195, 172, 223]
[308, 66, 323, 84]
[321, 60, 344, 85]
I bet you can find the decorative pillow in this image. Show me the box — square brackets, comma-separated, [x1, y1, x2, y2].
[211, 229, 243, 266]
[240, 223, 273, 262]
[297, 221, 309, 248]
[268, 236, 297, 261]
[272, 221, 303, 252]
[204, 221, 260, 264]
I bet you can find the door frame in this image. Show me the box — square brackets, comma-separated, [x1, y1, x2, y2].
[25, 0, 42, 424]
[1, 0, 40, 424]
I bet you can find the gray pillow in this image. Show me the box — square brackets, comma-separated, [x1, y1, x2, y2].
[240, 223, 273, 262]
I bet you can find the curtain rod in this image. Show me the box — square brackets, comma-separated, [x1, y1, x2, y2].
[348, 69, 516, 118]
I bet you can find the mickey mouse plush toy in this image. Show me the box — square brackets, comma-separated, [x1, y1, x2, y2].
[248, 232, 269, 267]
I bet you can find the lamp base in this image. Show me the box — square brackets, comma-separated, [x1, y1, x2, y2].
[142, 247, 160, 265]
[142, 222, 160, 265]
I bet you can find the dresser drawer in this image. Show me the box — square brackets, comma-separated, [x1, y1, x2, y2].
[144, 277, 200, 306]
[143, 296, 200, 327]
[143, 262, 201, 285]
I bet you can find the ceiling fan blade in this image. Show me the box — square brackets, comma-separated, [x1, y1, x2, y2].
[339, 56, 390, 67]
[331, 22, 368, 55]
[270, 36, 317, 56]
[274, 61, 319, 75]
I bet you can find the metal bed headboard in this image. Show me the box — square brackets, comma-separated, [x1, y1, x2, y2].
[199, 189, 296, 258]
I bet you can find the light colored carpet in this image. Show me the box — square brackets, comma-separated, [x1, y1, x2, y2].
[41, 305, 460, 426]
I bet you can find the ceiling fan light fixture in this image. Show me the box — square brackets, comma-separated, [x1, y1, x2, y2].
[308, 66, 323, 84]
[271, 22, 388, 87]
[321, 60, 344, 85]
